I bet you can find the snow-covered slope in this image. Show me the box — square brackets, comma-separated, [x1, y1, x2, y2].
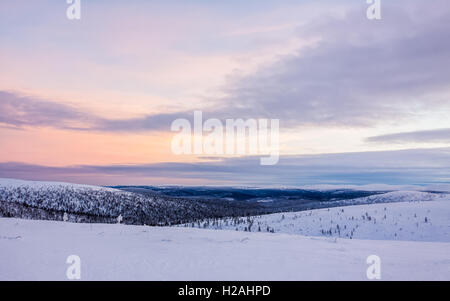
[1, 217, 449, 280]
[187, 192, 450, 242]
[338, 190, 450, 205]
[0, 178, 216, 225]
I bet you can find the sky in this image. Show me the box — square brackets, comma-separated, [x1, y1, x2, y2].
[0, 0, 449, 186]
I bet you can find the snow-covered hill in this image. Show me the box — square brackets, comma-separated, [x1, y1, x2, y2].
[1, 217, 449, 280]
[0, 178, 216, 225]
[0, 178, 118, 191]
[297, 183, 450, 192]
[185, 192, 450, 242]
[337, 190, 450, 205]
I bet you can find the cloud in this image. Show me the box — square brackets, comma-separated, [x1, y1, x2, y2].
[91, 112, 193, 133]
[0, 90, 261, 132]
[218, 0, 450, 127]
[0, 90, 188, 132]
[1, 148, 449, 186]
[367, 128, 450, 144]
[2, 1, 450, 134]
[0, 91, 96, 130]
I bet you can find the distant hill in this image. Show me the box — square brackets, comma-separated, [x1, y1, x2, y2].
[187, 191, 450, 242]
[1, 178, 448, 226]
[0, 178, 240, 225]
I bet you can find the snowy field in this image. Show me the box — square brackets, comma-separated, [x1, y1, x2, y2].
[1, 217, 449, 281]
[189, 195, 450, 242]
[1, 179, 449, 280]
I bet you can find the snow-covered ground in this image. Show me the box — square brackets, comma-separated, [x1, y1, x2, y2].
[188, 194, 450, 242]
[1, 217, 449, 281]
[1, 179, 449, 280]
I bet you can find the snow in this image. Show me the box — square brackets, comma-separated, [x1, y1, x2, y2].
[297, 184, 424, 191]
[201, 183, 450, 192]
[3, 177, 449, 193]
[0, 178, 216, 225]
[1, 217, 449, 281]
[1, 178, 449, 280]
[190, 194, 450, 242]
[0, 177, 119, 192]
[345, 190, 450, 203]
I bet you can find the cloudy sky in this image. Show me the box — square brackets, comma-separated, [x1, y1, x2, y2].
[1, 0, 449, 186]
